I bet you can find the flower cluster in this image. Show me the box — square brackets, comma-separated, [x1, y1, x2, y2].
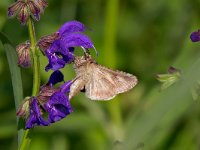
[8, 0, 48, 25]
[8, 0, 95, 129]
[17, 71, 73, 129]
[15, 20, 95, 129]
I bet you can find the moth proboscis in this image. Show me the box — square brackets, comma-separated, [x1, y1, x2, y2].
[69, 54, 138, 100]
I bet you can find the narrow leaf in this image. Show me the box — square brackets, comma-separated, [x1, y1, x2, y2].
[0, 32, 24, 148]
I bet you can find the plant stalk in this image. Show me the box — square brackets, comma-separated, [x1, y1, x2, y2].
[19, 18, 40, 150]
[104, 0, 123, 141]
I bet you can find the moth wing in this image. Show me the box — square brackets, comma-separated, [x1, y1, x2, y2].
[69, 76, 86, 100]
[85, 64, 138, 100]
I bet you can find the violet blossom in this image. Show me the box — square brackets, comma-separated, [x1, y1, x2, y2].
[24, 71, 73, 129]
[26, 98, 49, 129]
[37, 20, 95, 71]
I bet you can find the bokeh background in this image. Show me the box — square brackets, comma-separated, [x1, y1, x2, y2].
[1, 0, 200, 150]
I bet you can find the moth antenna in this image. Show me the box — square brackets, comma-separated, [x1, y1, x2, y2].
[80, 46, 87, 53]
[81, 47, 91, 61]
[81, 46, 98, 56]
[93, 45, 98, 56]
[71, 76, 80, 83]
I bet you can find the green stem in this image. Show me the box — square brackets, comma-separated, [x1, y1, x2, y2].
[19, 19, 40, 150]
[104, 0, 123, 141]
[28, 20, 40, 96]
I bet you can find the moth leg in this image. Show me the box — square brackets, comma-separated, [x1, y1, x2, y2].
[80, 86, 86, 92]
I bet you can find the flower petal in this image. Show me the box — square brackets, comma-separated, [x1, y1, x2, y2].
[59, 20, 86, 36]
[26, 99, 49, 129]
[45, 49, 66, 71]
[44, 92, 73, 123]
[44, 41, 75, 71]
[60, 80, 73, 93]
[60, 33, 94, 50]
[47, 70, 64, 86]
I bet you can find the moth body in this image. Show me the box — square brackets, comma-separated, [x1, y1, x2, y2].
[69, 54, 138, 100]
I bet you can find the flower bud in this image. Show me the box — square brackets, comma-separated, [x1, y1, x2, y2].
[37, 32, 60, 52]
[8, 0, 48, 25]
[156, 66, 181, 90]
[8, 1, 25, 17]
[34, 0, 48, 13]
[16, 97, 31, 118]
[190, 30, 200, 42]
[16, 41, 32, 68]
[17, 2, 29, 25]
[27, 1, 41, 21]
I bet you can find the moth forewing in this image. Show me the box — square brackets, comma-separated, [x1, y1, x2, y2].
[85, 64, 138, 100]
[69, 55, 138, 100]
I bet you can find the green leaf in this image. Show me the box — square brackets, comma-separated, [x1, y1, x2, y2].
[0, 32, 24, 148]
[124, 57, 200, 150]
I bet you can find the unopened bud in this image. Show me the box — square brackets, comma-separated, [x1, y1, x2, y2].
[34, 0, 48, 13]
[17, 3, 29, 25]
[156, 66, 181, 90]
[190, 30, 200, 42]
[167, 66, 180, 74]
[16, 97, 31, 118]
[27, 1, 41, 21]
[16, 41, 31, 68]
[8, 1, 25, 17]
[37, 32, 60, 52]
[8, 0, 48, 25]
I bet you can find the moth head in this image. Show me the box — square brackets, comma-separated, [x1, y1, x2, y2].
[74, 53, 96, 67]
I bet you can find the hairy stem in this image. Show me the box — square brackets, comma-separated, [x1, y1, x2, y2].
[19, 18, 40, 150]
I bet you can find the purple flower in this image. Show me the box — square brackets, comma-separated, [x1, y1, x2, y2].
[38, 21, 94, 71]
[190, 30, 200, 42]
[60, 33, 94, 51]
[26, 98, 49, 129]
[47, 70, 64, 86]
[25, 71, 73, 129]
[44, 91, 73, 123]
[59, 20, 86, 36]
[44, 41, 75, 71]
[42, 78, 73, 124]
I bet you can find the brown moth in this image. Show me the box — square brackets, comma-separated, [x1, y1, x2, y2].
[69, 54, 138, 100]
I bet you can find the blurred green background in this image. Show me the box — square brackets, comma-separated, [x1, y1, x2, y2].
[1, 0, 200, 150]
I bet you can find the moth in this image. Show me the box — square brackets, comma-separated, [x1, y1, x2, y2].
[69, 54, 138, 100]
